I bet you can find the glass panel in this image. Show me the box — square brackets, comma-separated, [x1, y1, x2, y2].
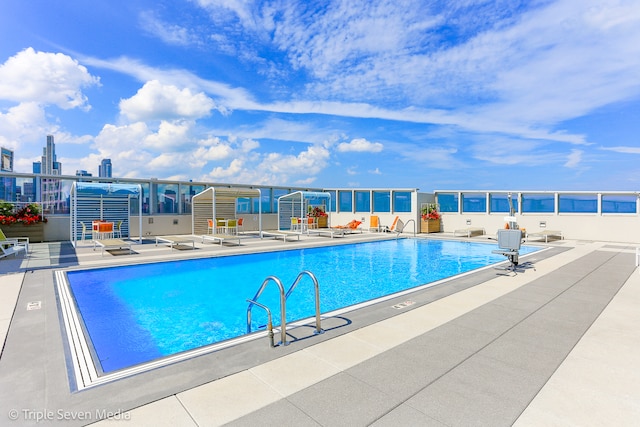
[462, 193, 486, 213]
[180, 184, 204, 214]
[40, 177, 71, 214]
[558, 194, 597, 213]
[437, 193, 459, 213]
[521, 193, 555, 213]
[273, 189, 289, 213]
[234, 197, 250, 214]
[355, 191, 370, 212]
[372, 191, 390, 213]
[602, 195, 637, 213]
[489, 193, 518, 213]
[393, 191, 412, 212]
[259, 188, 272, 213]
[339, 190, 352, 212]
[156, 183, 178, 214]
[327, 190, 337, 212]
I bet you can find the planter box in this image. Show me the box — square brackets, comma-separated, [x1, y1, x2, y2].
[315, 216, 328, 228]
[2, 222, 45, 243]
[420, 219, 441, 233]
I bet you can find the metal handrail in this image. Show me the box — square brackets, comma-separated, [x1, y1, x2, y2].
[400, 219, 417, 237]
[285, 270, 323, 335]
[246, 276, 288, 346]
[245, 299, 275, 347]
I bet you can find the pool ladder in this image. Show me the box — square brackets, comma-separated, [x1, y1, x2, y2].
[246, 270, 323, 347]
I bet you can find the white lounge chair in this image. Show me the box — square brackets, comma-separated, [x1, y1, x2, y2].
[262, 230, 301, 242]
[155, 236, 196, 250]
[0, 228, 28, 259]
[526, 229, 563, 243]
[454, 227, 486, 238]
[202, 233, 241, 246]
[93, 239, 132, 256]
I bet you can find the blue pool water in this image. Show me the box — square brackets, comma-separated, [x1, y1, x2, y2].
[66, 239, 538, 373]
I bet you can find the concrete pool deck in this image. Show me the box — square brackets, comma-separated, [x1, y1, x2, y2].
[0, 233, 638, 426]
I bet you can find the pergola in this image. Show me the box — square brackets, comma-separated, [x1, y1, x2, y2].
[277, 191, 332, 230]
[70, 182, 143, 247]
[191, 187, 262, 235]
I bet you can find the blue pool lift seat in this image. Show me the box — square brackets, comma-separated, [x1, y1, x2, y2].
[492, 229, 522, 270]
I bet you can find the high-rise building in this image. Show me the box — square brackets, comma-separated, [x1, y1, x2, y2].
[32, 135, 62, 175]
[33, 135, 65, 213]
[99, 158, 112, 178]
[75, 170, 92, 177]
[0, 147, 16, 201]
[1, 147, 13, 172]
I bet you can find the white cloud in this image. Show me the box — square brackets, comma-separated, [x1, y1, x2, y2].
[0, 48, 99, 110]
[194, 137, 235, 160]
[564, 149, 583, 168]
[337, 138, 383, 153]
[263, 144, 330, 175]
[600, 145, 640, 154]
[120, 80, 215, 121]
[139, 11, 195, 46]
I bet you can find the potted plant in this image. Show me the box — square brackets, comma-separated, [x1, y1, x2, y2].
[308, 206, 328, 228]
[420, 203, 441, 233]
[0, 201, 47, 242]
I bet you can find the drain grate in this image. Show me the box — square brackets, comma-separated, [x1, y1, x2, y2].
[27, 301, 42, 310]
[391, 300, 415, 310]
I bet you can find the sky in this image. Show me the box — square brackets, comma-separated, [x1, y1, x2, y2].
[0, 0, 639, 191]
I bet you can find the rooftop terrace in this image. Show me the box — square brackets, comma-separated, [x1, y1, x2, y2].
[0, 232, 638, 425]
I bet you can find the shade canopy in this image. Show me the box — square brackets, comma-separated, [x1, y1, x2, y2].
[70, 182, 143, 247]
[277, 191, 332, 230]
[191, 187, 262, 235]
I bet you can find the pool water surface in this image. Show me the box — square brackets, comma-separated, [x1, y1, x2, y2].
[65, 238, 539, 373]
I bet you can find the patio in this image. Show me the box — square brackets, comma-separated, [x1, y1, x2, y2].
[0, 234, 638, 426]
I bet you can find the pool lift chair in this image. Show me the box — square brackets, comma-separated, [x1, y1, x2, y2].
[491, 214, 534, 274]
[492, 228, 523, 273]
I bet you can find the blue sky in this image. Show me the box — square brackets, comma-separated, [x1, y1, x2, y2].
[1, 0, 639, 190]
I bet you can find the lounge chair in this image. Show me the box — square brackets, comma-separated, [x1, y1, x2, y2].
[155, 236, 196, 250]
[202, 233, 241, 246]
[454, 227, 486, 238]
[367, 215, 381, 232]
[315, 228, 348, 238]
[261, 230, 301, 242]
[0, 228, 29, 258]
[526, 229, 563, 243]
[332, 219, 363, 233]
[93, 238, 132, 256]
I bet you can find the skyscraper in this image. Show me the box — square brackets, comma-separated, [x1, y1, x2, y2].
[33, 135, 65, 213]
[0, 147, 16, 201]
[99, 158, 112, 178]
[1, 147, 13, 172]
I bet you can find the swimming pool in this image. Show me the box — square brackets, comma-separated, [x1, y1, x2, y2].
[58, 238, 539, 387]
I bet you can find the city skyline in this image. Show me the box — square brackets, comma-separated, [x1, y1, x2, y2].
[1, 1, 639, 190]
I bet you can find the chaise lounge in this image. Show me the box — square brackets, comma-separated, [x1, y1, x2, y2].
[201, 233, 242, 246]
[526, 229, 563, 243]
[454, 227, 486, 238]
[0, 228, 29, 259]
[155, 236, 196, 250]
[93, 238, 132, 256]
